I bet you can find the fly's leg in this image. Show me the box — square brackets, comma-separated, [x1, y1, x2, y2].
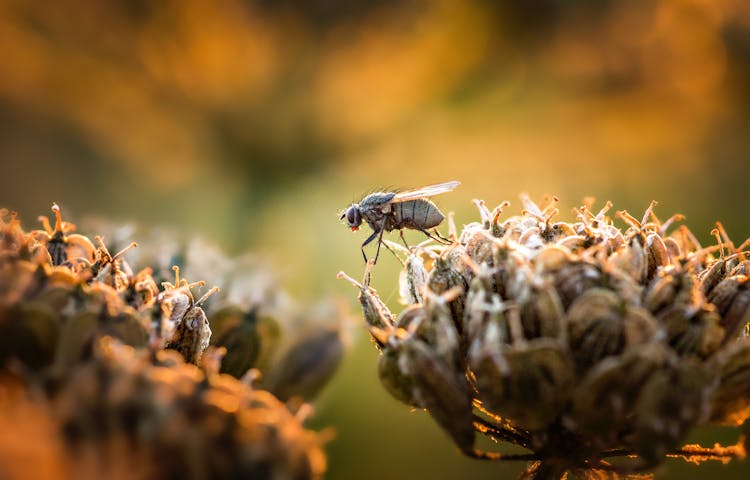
[420, 228, 451, 245]
[432, 228, 452, 244]
[383, 241, 402, 263]
[361, 229, 380, 263]
[373, 217, 387, 264]
[399, 230, 411, 250]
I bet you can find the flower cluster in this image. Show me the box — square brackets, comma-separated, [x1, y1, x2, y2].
[340, 195, 749, 478]
[0, 204, 345, 479]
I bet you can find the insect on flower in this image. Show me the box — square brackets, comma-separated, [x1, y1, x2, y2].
[341, 181, 460, 264]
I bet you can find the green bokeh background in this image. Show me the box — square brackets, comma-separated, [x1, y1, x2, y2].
[1, 0, 749, 478]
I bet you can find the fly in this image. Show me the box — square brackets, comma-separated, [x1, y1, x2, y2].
[341, 181, 460, 263]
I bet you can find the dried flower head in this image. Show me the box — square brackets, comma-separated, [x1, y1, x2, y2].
[341, 195, 749, 478]
[1, 203, 347, 479]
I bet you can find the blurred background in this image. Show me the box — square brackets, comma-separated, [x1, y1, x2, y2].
[1, 0, 749, 478]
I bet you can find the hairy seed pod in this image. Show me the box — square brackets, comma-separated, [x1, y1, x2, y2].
[399, 249, 429, 305]
[631, 358, 708, 465]
[208, 306, 261, 378]
[519, 283, 565, 340]
[645, 232, 670, 279]
[708, 275, 750, 341]
[165, 304, 212, 364]
[0, 302, 60, 369]
[708, 338, 750, 425]
[472, 338, 575, 431]
[567, 289, 657, 370]
[264, 327, 344, 401]
[404, 339, 475, 454]
[550, 260, 604, 310]
[377, 331, 419, 407]
[660, 306, 724, 359]
[644, 266, 701, 316]
[462, 228, 497, 266]
[463, 278, 506, 346]
[570, 344, 672, 443]
[337, 270, 393, 341]
[418, 288, 463, 367]
[427, 257, 467, 335]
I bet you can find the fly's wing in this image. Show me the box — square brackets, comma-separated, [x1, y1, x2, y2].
[391, 181, 460, 203]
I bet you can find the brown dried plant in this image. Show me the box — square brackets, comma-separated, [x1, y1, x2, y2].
[340, 195, 749, 479]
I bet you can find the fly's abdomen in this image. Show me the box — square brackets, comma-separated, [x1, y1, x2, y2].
[393, 199, 444, 230]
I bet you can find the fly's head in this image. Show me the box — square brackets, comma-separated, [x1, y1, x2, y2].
[341, 204, 362, 231]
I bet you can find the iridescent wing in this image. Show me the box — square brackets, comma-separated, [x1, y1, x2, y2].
[390, 181, 460, 203]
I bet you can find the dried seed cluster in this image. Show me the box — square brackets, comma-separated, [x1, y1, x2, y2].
[0, 204, 345, 479]
[340, 195, 749, 478]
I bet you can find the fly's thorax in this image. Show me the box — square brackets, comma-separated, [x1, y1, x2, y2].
[358, 192, 396, 224]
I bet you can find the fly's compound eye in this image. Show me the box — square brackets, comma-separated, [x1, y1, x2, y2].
[346, 206, 362, 229]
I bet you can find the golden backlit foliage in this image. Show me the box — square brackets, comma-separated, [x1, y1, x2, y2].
[1, 0, 748, 193]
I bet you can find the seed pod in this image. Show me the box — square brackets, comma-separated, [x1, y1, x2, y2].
[395, 302, 425, 328]
[426, 288, 464, 360]
[519, 283, 565, 340]
[463, 276, 506, 345]
[567, 289, 657, 371]
[708, 338, 750, 425]
[473, 338, 574, 432]
[490, 241, 533, 302]
[376, 328, 418, 406]
[645, 232, 670, 278]
[126, 267, 159, 311]
[404, 338, 475, 454]
[663, 236, 682, 260]
[34, 284, 75, 312]
[570, 344, 672, 443]
[550, 260, 604, 310]
[609, 239, 648, 284]
[0, 260, 37, 304]
[399, 248, 429, 305]
[660, 306, 724, 359]
[157, 288, 192, 341]
[700, 256, 735, 298]
[164, 304, 212, 364]
[102, 309, 149, 351]
[643, 267, 699, 316]
[631, 358, 708, 465]
[722, 283, 750, 342]
[208, 306, 261, 378]
[337, 269, 394, 347]
[54, 310, 98, 368]
[708, 275, 750, 341]
[0, 302, 60, 369]
[264, 327, 344, 402]
[31, 204, 95, 268]
[427, 257, 467, 336]
[462, 228, 497, 266]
